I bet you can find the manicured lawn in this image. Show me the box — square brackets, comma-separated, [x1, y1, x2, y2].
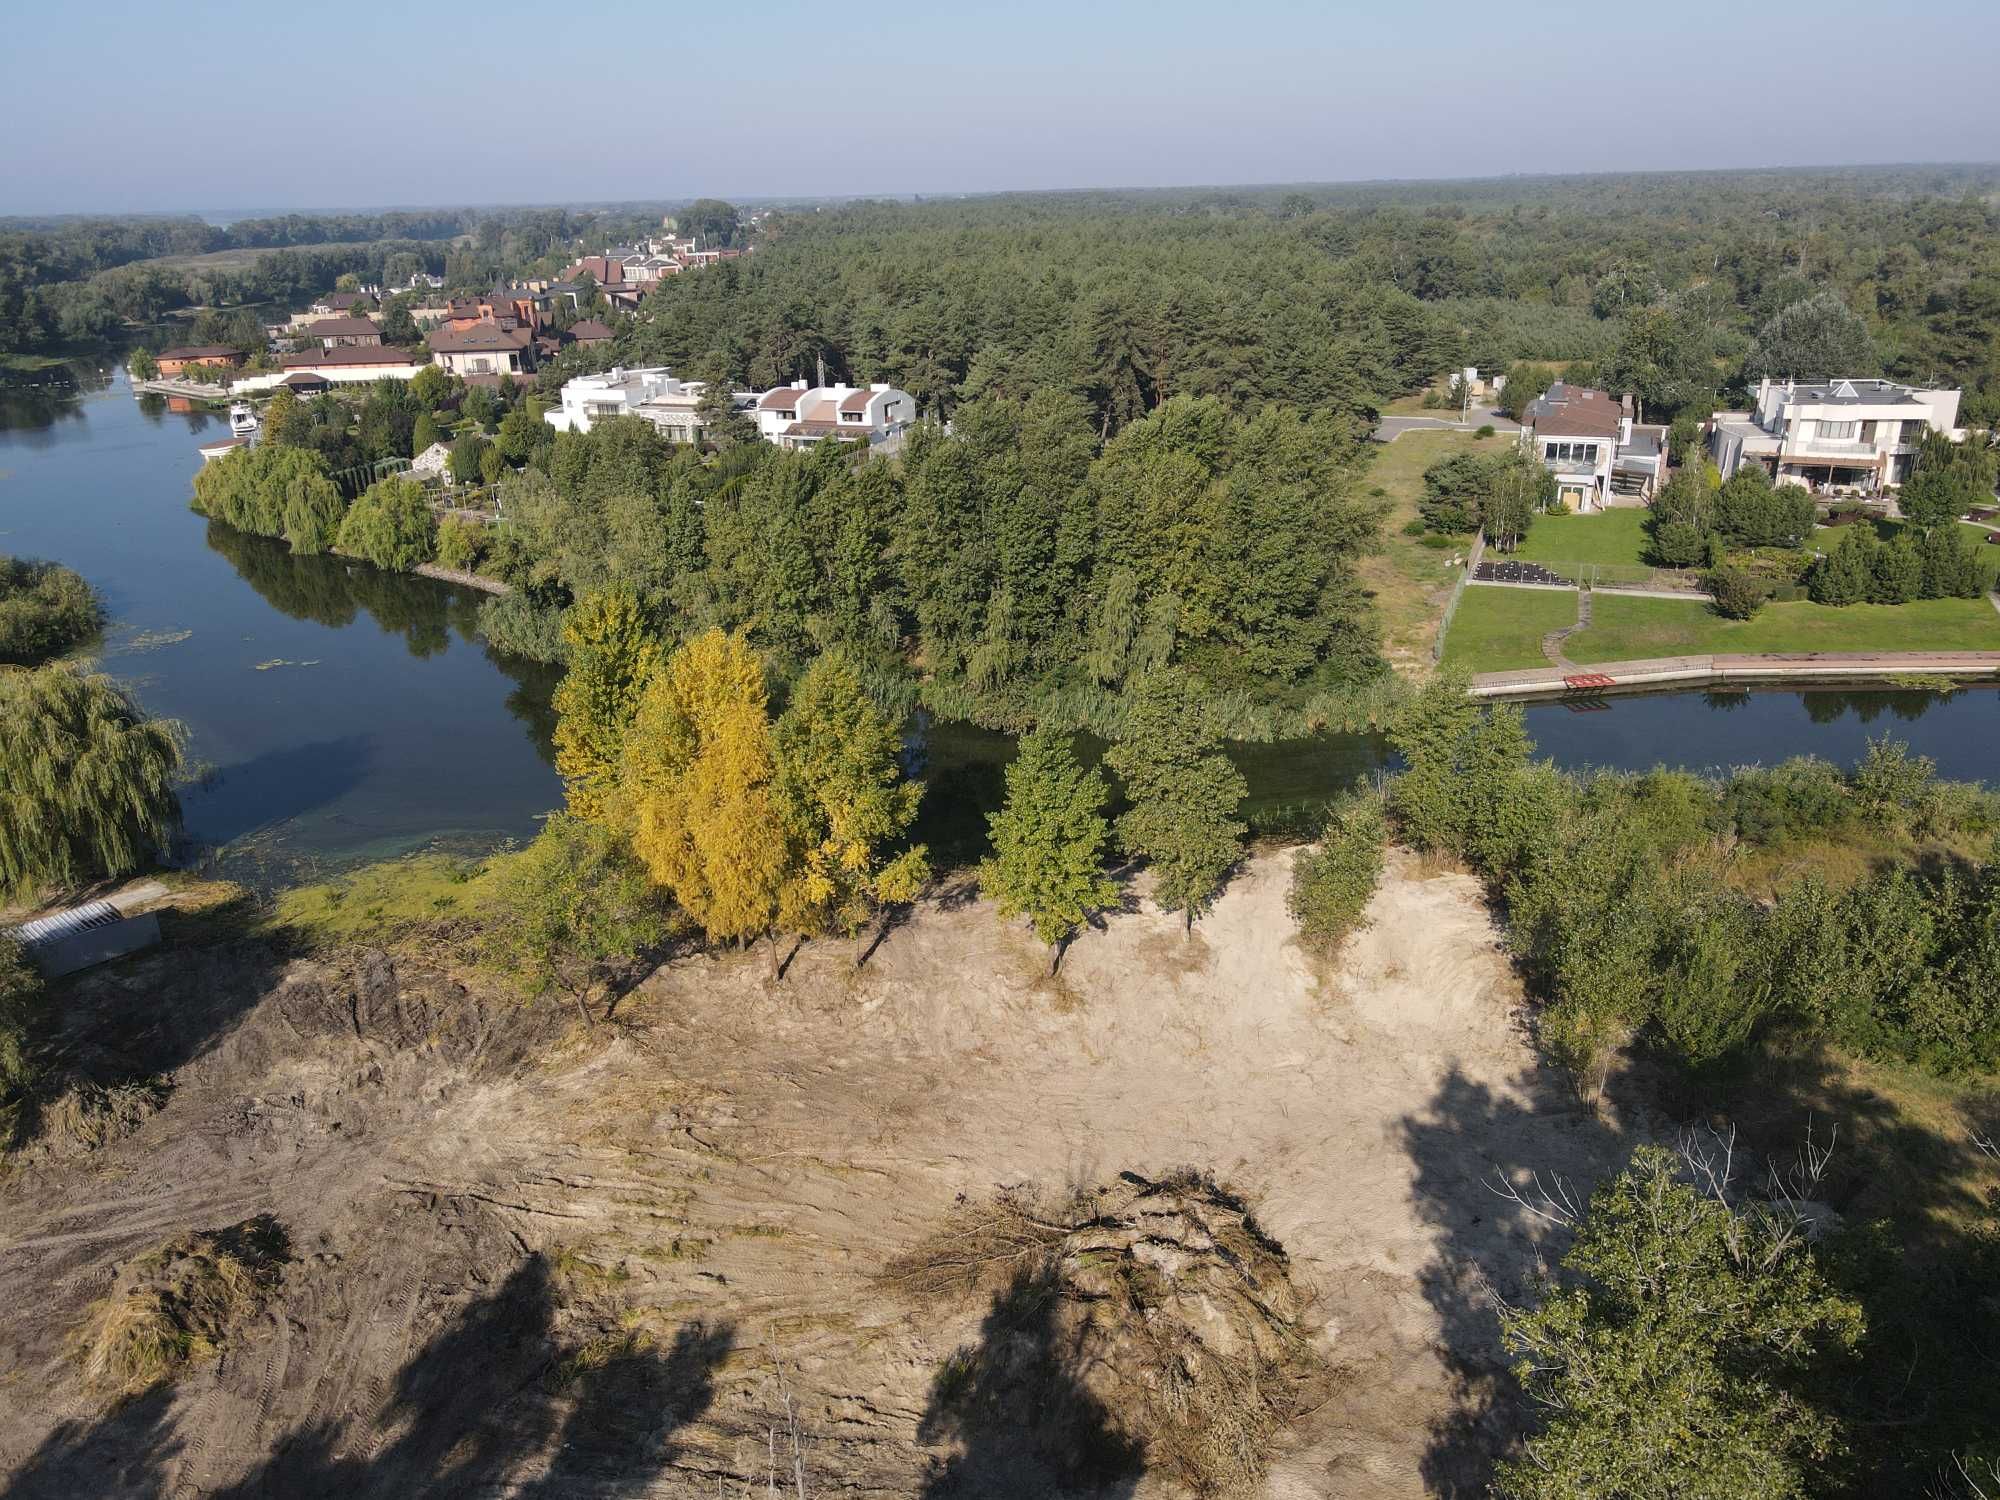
[1512, 508, 1653, 568]
[1438, 584, 1579, 673]
[1356, 427, 1509, 674]
[1566, 593, 2000, 662]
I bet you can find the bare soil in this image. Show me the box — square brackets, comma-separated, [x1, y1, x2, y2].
[0, 852, 1639, 1498]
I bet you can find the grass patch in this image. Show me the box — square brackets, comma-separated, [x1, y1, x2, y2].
[265, 853, 501, 946]
[74, 1216, 288, 1396]
[1568, 594, 2000, 662]
[1438, 585, 1579, 673]
[1513, 507, 1655, 568]
[1357, 427, 1503, 673]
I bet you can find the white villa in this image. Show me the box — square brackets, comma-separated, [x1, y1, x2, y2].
[1709, 377, 1964, 494]
[544, 369, 913, 450]
[1517, 383, 1669, 511]
[753, 381, 915, 449]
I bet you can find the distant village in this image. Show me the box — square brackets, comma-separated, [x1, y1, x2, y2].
[144, 214, 925, 472]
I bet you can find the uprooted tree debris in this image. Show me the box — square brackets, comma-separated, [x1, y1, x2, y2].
[884, 1168, 1332, 1496]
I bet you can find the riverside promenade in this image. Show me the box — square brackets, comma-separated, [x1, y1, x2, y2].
[1469, 651, 2000, 700]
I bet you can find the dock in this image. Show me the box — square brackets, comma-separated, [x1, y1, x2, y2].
[1470, 651, 2000, 700]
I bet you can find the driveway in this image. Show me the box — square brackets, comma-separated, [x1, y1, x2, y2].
[1373, 405, 1519, 442]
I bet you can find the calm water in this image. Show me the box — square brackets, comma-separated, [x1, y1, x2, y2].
[0, 365, 562, 881]
[2, 363, 1996, 881]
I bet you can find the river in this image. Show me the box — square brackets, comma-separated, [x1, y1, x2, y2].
[2, 363, 1997, 881]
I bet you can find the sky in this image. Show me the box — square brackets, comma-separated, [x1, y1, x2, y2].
[4, 0, 1998, 215]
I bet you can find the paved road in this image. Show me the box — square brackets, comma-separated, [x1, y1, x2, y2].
[1373, 406, 1519, 442]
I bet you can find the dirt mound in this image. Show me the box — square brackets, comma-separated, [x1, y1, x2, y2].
[73, 1215, 289, 1396]
[889, 1170, 1330, 1496]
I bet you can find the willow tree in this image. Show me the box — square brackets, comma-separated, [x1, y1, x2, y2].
[0, 665, 183, 900]
[620, 629, 789, 969]
[773, 650, 929, 964]
[551, 587, 661, 823]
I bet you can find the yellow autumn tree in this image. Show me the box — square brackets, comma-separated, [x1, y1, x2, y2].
[552, 587, 661, 823]
[620, 628, 789, 968]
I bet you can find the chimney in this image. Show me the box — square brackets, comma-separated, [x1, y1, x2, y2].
[1620, 393, 1635, 419]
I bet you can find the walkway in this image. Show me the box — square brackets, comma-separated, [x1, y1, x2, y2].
[1373, 406, 1519, 442]
[1539, 590, 1593, 670]
[1468, 650, 2000, 700]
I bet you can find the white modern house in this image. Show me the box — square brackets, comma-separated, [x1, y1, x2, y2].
[753, 381, 916, 449]
[1709, 378, 1964, 494]
[1517, 383, 1669, 511]
[545, 366, 691, 434]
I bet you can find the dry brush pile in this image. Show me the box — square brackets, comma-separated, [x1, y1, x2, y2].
[883, 1169, 1331, 1496]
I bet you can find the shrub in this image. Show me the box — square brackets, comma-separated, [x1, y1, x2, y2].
[1650, 520, 1708, 568]
[1476, 423, 1496, 438]
[336, 476, 436, 571]
[1288, 790, 1385, 955]
[0, 556, 104, 666]
[1707, 566, 1765, 620]
[1401, 517, 1429, 537]
[1418, 532, 1454, 549]
[433, 517, 486, 574]
[1721, 757, 1849, 844]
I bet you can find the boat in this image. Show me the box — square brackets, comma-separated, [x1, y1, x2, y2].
[228, 402, 259, 436]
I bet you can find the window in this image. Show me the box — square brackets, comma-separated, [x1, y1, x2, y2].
[1901, 419, 1928, 444]
[1815, 420, 1856, 442]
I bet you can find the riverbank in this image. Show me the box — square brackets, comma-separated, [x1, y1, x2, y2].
[1470, 649, 2000, 699]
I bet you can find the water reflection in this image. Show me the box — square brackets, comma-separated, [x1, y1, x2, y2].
[204, 521, 479, 657]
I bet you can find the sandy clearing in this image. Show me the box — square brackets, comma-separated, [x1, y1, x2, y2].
[0, 850, 1640, 1498]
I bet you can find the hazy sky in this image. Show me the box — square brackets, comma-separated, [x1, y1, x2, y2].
[4, 0, 1997, 214]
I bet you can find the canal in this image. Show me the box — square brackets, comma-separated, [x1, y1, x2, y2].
[3, 363, 1997, 881]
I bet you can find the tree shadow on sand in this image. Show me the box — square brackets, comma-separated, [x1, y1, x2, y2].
[2, 1255, 733, 1500]
[915, 1265, 1143, 1499]
[1398, 1064, 1627, 1498]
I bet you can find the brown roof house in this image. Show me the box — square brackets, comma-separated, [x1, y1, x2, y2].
[429, 323, 536, 377]
[312, 290, 367, 315]
[154, 344, 244, 377]
[304, 315, 383, 350]
[566, 319, 614, 347]
[1517, 382, 1669, 509]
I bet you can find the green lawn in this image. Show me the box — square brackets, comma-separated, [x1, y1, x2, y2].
[1512, 508, 1654, 568]
[1439, 584, 1580, 673]
[1566, 594, 2000, 662]
[1356, 427, 1509, 674]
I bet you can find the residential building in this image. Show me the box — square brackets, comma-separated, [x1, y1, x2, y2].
[231, 346, 427, 392]
[410, 441, 454, 482]
[545, 366, 706, 441]
[567, 318, 615, 347]
[753, 381, 916, 449]
[304, 315, 384, 349]
[1709, 377, 1964, 494]
[1517, 383, 1669, 511]
[154, 344, 244, 376]
[429, 323, 537, 377]
[310, 291, 367, 315]
[279, 370, 332, 398]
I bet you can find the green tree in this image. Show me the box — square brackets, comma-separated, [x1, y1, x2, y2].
[693, 358, 754, 448]
[127, 348, 158, 382]
[1497, 1144, 1862, 1500]
[1482, 448, 1548, 551]
[1, 934, 39, 1109]
[408, 364, 452, 411]
[0, 665, 183, 900]
[1744, 292, 1878, 382]
[449, 433, 489, 484]
[1287, 789, 1386, 955]
[1103, 672, 1246, 934]
[1707, 566, 1765, 620]
[1385, 671, 1485, 855]
[411, 410, 441, 456]
[773, 650, 930, 962]
[337, 475, 436, 570]
[620, 629, 790, 967]
[1807, 525, 1877, 605]
[979, 726, 1118, 971]
[490, 814, 672, 1027]
[551, 588, 662, 824]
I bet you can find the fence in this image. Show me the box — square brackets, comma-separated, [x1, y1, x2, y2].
[1532, 559, 1705, 594]
[1431, 528, 1487, 664]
